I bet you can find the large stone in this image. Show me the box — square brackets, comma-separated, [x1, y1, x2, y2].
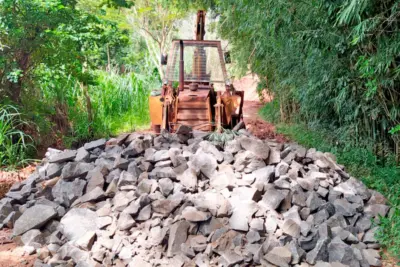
[260, 187, 286, 210]
[13, 205, 57, 236]
[362, 249, 382, 266]
[220, 251, 244, 267]
[228, 199, 257, 231]
[61, 162, 94, 180]
[118, 212, 135, 230]
[59, 208, 97, 242]
[282, 219, 301, 238]
[177, 168, 198, 190]
[84, 138, 106, 151]
[253, 166, 275, 189]
[49, 150, 77, 163]
[210, 166, 236, 190]
[264, 246, 291, 267]
[75, 147, 90, 162]
[181, 206, 211, 222]
[191, 191, 231, 217]
[238, 136, 270, 159]
[52, 179, 86, 207]
[333, 177, 371, 200]
[46, 163, 64, 178]
[117, 171, 137, 188]
[306, 237, 330, 264]
[199, 141, 224, 162]
[333, 199, 357, 216]
[159, 178, 174, 197]
[328, 237, 359, 266]
[189, 150, 217, 178]
[0, 199, 13, 221]
[151, 198, 182, 216]
[21, 229, 45, 247]
[306, 192, 325, 212]
[167, 221, 190, 257]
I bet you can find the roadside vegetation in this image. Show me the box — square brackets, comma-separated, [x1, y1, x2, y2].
[0, 0, 186, 167]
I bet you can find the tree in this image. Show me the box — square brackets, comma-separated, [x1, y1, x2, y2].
[0, 0, 128, 103]
[126, 0, 187, 79]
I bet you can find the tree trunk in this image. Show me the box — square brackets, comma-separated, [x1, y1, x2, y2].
[8, 79, 22, 103]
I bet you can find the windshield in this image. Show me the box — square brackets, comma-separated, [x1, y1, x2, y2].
[166, 41, 227, 83]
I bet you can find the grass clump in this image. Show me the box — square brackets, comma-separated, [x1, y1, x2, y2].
[0, 105, 33, 169]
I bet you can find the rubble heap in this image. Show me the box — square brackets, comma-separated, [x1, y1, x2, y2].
[0, 128, 389, 267]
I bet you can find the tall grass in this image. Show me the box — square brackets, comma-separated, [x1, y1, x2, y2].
[63, 69, 158, 146]
[0, 105, 33, 169]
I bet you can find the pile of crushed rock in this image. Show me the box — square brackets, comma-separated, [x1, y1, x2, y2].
[0, 126, 390, 267]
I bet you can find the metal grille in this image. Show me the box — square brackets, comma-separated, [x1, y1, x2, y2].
[166, 41, 226, 83]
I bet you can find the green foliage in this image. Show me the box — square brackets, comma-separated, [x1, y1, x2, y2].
[206, 128, 239, 145]
[0, 105, 33, 169]
[197, 0, 400, 157]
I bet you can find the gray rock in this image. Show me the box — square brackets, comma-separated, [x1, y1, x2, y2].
[118, 212, 135, 230]
[59, 208, 97, 242]
[49, 150, 77, 163]
[362, 249, 382, 266]
[46, 163, 64, 178]
[52, 178, 86, 207]
[333, 198, 357, 216]
[333, 177, 371, 200]
[159, 178, 174, 197]
[61, 162, 94, 180]
[76, 187, 105, 204]
[363, 227, 379, 243]
[167, 220, 190, 257]
[177, 168, 198, 190]
[0, 199, 13, 221]
[75, 147, 90, 162]
[21, 229, 45, 246]
[268, 148, 281, 165]
[84, 138, 106, 151]
[199, 141, 224, 162]
[136, 204, 151, 221]
[286, 240, 305, 265]
[224, 139, 242, 154]
[246, 230, 261, 243]
[364, 204, 389, 218]
[298, 231, 319, 251]
[220, 251, 244, 267]
[229, 200, 257, 231]
[190, 150, 217, 178]
[282, 219, 301, 238]
[117, 171, 137, 187]
[182, 206, 211, 222]
[328, 237, 359, 266]
[264, 246, 291, 267]
[199, 217, 224, 236]
[306, 192, 325, 212]
[13, 205, 57, 236]
[151, 198, 182, 216]
[85, 168, 105, 193]
[275, 161, 289, 177]
[75, 231, 96, 251]
[260, 187, 286, 210]
[306, 237, 330, 264]
[239, 136, 270, 159]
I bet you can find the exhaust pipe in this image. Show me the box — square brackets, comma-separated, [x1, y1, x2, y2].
[179, 40, 184, 91]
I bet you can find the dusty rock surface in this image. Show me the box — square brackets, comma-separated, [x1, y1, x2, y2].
[0, 126, 390, 267]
